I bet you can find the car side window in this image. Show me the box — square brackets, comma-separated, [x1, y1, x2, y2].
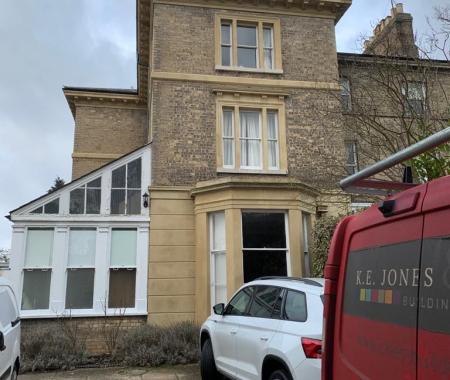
[225, 287, 253, 316]
[284, 290, 307, 322]
[248, 286, 283, 318]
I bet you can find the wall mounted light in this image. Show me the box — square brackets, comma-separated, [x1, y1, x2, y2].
[142, 192, 149, 208]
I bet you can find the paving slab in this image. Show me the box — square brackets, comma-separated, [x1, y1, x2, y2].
[19, 365, 201, 380]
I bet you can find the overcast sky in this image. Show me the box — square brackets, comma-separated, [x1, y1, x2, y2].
[0, 0, 447, 249]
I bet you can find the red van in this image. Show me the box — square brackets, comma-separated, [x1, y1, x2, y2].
[322, 174, 450, 379]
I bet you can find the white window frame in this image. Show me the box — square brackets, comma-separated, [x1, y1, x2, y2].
[209, 212, 227, 308]
[110, 158, 142, 216]
[241, 210, 291, 282]
[263, 25, 274, 70]
[222, 108, 235, 169]
[69, 178, 102, 215]
[239, 109, 263, 170]
[267, 110, 280, 170]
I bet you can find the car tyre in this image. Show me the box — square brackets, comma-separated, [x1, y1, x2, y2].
[200, 339, 221, 380]
[268, 369, 291, 380]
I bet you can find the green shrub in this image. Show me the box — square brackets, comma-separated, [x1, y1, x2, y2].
[311, 215, 342, 277]
[114, 321, 200, 367]
[21, 325, 88, 372]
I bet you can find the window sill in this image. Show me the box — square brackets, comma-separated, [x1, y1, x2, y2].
[215, 65, 283, 75]
[217, 168, 288, 175]
[20, 309, 148, 319]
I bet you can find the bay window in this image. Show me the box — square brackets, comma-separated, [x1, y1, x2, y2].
[22, 228, 54, 310]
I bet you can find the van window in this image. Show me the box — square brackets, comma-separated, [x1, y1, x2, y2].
[0, 287, 16, 328]
[284, 290, 307, 322]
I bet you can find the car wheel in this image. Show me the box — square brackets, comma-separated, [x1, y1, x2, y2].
[200, 339, 221, 380]
[10, 366, 18, 380]
[269, 369, 291, 380]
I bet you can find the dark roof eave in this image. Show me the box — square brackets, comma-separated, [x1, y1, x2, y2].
[63, 86, 138, 95]
[337, 52, 450, 68]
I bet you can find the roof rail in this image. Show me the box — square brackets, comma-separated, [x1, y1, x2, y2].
[255, 276, 323, 287]
[340, 126, 450, 196]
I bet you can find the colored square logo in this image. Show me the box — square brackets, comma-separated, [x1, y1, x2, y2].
[385, 290, 393, 304]
[365, 289, 371, 302]
[378, 289, 385, 303]
[360, 288, 366, 301]
[393, 291, 401, 305]
[371, 289, 378, 302]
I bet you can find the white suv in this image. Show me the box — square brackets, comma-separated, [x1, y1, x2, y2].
[200, 277, 324, 380]
[0, 278, 20, 380]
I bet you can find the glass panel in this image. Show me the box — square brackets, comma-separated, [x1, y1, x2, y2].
[263, 27, 273, 48]
[68, 228, 96, 267]
[223, 110, 233, 137]
[65, 269, 94, 309]
[238, 47, 257, 68]
[264, 49, 273, 69]
[21, 270, 51, 310]
[25, 229, 53, 267]
[284, 290, 307, 322]
[242, 212, 286, 248]
[127, 190, 141, 215]
[44, 199, 59, 214]
[108, 269, 136, 308]
[223, 139, 234, 167]
[248, 286, 282, 318]
[86, 189, 101, 214]
[240, 111, 261, 167]
[30, 206, 43, 214]
[226, 287, 252, 316]
[221, 46, 231, 66]
[221, 23, 231, 45]
[267, 111, 278, 140]
[240, 111, 260, 138]
[112, 165, 126, 188]
[346, 142, 356, 164]
[214, 253, 227, 305]
[269, 141, 278, 168]
[212, 212, 226, 251]
[243, 250, 287, 283]
[110, 229, 137, 267]
[87, 177, 101, 188]
[127, 158, 142, 188]
[237, 25, 257, 46]
[111, 189, 126, 214]
[69, 188, 85, 214]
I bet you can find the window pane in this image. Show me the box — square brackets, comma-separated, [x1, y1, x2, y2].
[267, 112, 278, 140]
[87, 177, 101, 188]
[108, 269, 136, 308]
[221, 46, 231, 66]
[25, 229, 53, 267]
[30, 206, 43, 214]
[346, 142, 356, 165]
[44, 199, 59, 214]
[214, 253, 227, 305]
[248, 286, 282, 318]
[263, 27, 273, 48]
[21, 270, 51, 310]
[223, 139, 234, 167]
[241, 140, 261, 167]
[226, 287, 252, 316]
[238, 47, 257, 68]
[111, 229, 137, 267]
[212, 212, 226, 251]
[264, 49, 273, 69]
[269, 141, 278, 168]
[242, 213, 286, 248]
[221, 23, 231, 45]
[111, 189, 126, 214]
[240, 111, 260, 138]
[65, 269, 94, 309]
[68, 228, 96, 267]
[243, 250, 287, 283]
[237, 25, 257, 46]
[112, 165, 126, 188]
[127, 158, 142, 188]
[69, 188, 85, 214]
[86, 188, 101, 214]
[223, 109, 233, 137]
[127, 190, 141, 215]
[284, 291, 307, 322]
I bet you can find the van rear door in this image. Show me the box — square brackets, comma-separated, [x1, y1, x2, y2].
[418, 176, 450, 380]
[331, 186, 427, 379]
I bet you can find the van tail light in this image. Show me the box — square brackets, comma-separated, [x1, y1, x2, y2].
[301, 338, 322, 359]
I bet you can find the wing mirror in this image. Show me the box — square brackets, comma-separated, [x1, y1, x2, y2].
[0, 331, 5, 352]
[213, 303, 225, 315]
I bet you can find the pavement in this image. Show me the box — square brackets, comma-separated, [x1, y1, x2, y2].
[19, 365, 201, 380]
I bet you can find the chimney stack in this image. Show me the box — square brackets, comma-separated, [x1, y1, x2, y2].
[363, 3, 419, 58]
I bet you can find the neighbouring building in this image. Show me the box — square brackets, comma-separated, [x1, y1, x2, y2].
[5, 0, 449, 352]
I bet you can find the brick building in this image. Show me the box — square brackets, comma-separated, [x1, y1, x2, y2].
[5, 0, 449, 352]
